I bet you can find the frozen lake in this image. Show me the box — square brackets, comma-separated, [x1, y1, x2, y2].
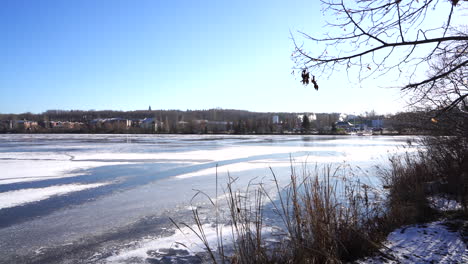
[0, 134, 415, 263]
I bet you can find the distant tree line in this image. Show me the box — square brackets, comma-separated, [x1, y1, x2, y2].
[0, 108, 459, 135]
[0, 109, 332, 134]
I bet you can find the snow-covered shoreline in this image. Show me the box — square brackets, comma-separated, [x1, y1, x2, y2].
[359, 220, 468, 264]
[359, 195, 467, 264]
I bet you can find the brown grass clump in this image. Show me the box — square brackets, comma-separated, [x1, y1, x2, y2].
[380, 153, 438, 226]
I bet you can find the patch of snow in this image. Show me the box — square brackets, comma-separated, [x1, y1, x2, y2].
[0, 152, 128, 185]
[427, 195, 463, 211]
[358, 221, 468, 264]
[0, 182, 112, 210]
[176, 161, 291, 179]
[106, 223, 274, 263]
[106, 223, 232, 263]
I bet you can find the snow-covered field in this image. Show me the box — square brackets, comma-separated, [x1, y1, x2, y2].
[0, 134, 416, 263]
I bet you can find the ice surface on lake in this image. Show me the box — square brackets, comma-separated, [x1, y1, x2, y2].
[0, 134, 417, 262]
[0, 135, 414, 185]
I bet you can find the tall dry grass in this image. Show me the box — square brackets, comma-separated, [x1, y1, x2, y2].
[419, 136, 468, 208]
[380, 136, 468, 226]
[173, 164, 392, 263]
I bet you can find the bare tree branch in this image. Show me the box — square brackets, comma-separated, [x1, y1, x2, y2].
[292, 0, 468, 113]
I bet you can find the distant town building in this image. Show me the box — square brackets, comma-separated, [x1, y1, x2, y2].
[297, 114, 316, 122]
[140, 117, 161, 132]
[346, 115, 358, 121]
[272, 115, 280, 124]
[335, 121, 354, 130]
[15, 120, 39, 131]
[372, 119, 384, 128]
[106, 118, 131, 127]
[308, 113, 317, 121]
[89, 118, 131, 130]
[177, 121, 189, 132]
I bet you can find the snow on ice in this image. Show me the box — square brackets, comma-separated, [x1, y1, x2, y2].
[0, 182, 112, 209]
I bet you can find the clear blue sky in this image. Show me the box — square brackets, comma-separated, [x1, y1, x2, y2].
[1, 0, 407, 115]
